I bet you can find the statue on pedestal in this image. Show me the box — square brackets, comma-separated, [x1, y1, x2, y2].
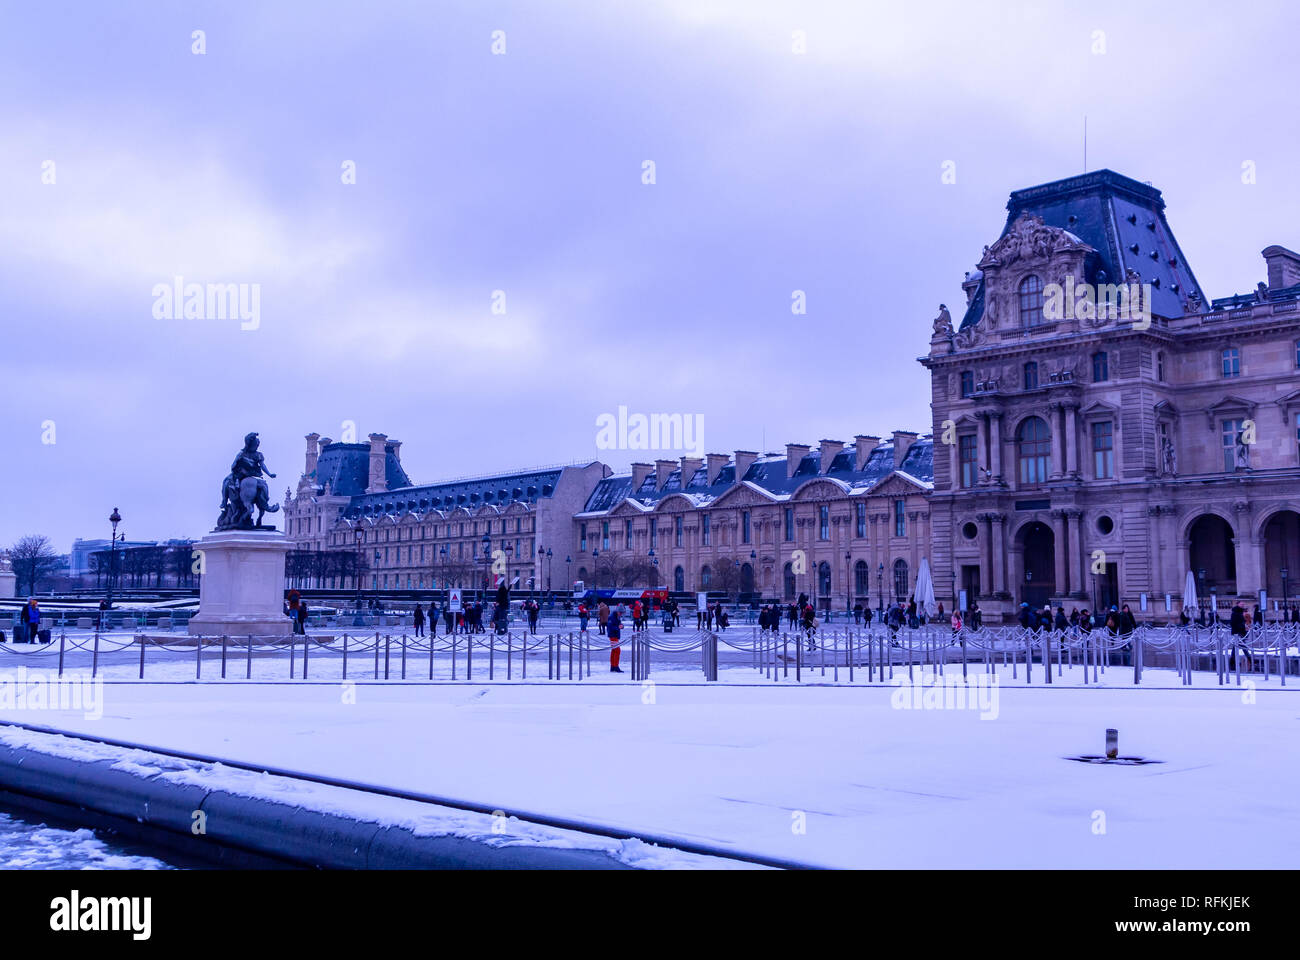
[217, 432, 281, 530]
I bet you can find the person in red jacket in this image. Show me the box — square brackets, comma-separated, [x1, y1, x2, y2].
[608, 606, 624, 673]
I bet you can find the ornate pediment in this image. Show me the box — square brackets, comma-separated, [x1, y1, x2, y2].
[978, 213, 1093, 270]
[866, 472, 930, 498]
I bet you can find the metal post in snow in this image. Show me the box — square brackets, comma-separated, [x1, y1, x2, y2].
[246, 635, 253, 679]
[222, 634, 228, 679]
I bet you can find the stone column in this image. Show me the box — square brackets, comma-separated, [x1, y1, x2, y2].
[1064, 404, 1079, 478]
[1067, 510, 1084, 595]
[990, 513, 1007, 596]
[1050, 404, 1065, 479]
[1051, 509, 1069, 598]
[977, 416, 990, 485]
[989, 414, 1003, 484]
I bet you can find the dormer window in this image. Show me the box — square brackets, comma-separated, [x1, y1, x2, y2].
[1019, 274, 1045, 327]
[1023, 361, 1039, 390]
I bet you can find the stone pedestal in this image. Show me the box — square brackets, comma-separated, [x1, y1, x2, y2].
[0, 568, 15, 599]
[187, 531, 291, 639]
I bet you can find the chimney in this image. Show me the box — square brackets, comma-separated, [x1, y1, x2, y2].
[367, 433, 388, 494]
[1262, 245, 1300, 291]
[853, 435, 880, 471]
[786, 443, 811, 479]
[630, 462, 653, 490]
[734, 450, 758, 482]
[388, 439, 402, 463]
[304, 433, 320, 476]
[705, 453, 729, 485]
[818, 439, 845, 474]
[655, 459, 676, 490]
[892, 430, 919, 470]
[680, 456, 704, 486]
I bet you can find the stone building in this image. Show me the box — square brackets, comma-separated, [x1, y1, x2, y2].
[923, 169, 1300, 621]
[572, 433, 934, 612]
[283, 432, 609, 592]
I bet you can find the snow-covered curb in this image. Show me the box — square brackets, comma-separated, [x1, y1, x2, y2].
[0, 726, 764, 870]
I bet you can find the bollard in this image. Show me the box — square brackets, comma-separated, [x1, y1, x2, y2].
[522, 630, 527, 680]
[60, 632, 68, 678]
[506, 630, 512, 680]
[795, 635, 801, 683]
[467, 630, 473, 680]
[568, 633, 573, 680]
[222, 634, 228, 679]
[132, 633, 140, 680]
[428, 632, 434, 680]
[246, 635, 253, 679]
[92, 631, 100, 678]
[197, 634, 203, 680]
[289, 634, 295, 679]
[1044, 633, 1052, 684]
[1105, 728, 1119, 760]
[343, 634, 350, 680]
[452, 633, 458, 681]
[384, 634, 391, 680]
[374, 631, 381, 679]
[400, 633, 406, 680]
[489, 630, 495, 681]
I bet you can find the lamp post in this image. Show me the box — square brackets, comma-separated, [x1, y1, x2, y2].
[1198, 567, 1208, 623]
[1282, 566, 1290, 618]
[106, 507, 122, 608]
[546, 548, 553, 595]
[877, 561, 884, 618]
[845, 551, 852, 613]
[750, 549, 757, 604]
[565, 555, 572, 595]
[537, 546, 545, 601]
[592, 548, 600, 591]
[481, 533, 491, 601]
[648, 548, 657, 589]
[353, 527, 364, 606]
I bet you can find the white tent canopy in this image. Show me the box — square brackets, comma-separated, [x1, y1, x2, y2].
[1183, 569, 1198, 615]
[914, 557, 937, 618]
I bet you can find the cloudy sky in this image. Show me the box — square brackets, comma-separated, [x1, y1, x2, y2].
[2, 0, 1297, 550]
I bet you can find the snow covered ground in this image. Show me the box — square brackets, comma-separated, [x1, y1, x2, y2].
[0, 675, 1294, 868]
[0, 810, 173, 870]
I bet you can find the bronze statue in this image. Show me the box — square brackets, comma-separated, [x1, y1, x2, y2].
[217, 432, 280, 530]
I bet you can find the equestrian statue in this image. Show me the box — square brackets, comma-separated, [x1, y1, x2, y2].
[217, 432, 281, 531]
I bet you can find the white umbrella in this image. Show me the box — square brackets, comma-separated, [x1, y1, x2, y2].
[1182, 569, 1198, 616]
[914, 557, 937, 618]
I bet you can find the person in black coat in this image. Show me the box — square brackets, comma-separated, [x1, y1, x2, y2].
[413, 603, 425, 637]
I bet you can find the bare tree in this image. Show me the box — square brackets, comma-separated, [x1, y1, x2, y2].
[712, 555, 743, 599]
[9, 535, 61, 596]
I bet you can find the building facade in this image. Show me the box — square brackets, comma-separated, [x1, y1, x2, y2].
[572, 433, 934, 611]
[283, 432, 610, 592]
[924, 170, 1300, 622]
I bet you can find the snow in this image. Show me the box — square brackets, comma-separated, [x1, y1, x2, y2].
[0, 676, 1295, 868]
[0, 813, 173, 870]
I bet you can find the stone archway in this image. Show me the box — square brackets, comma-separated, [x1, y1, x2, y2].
[1262, 510, 1300, 609]
[1017, 520, 1055, 608]
[1188, 514, 1237, 596]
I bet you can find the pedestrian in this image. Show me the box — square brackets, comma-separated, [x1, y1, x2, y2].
[413, 602, 425, 637]
[1119, 604, 1136, 634]
[853, 602, 863, 625]
[1054, 606, 1068, 632]
[428, 601, 438, 637]
[578, 602, 590, 633]
[527, 598, 540, 635]
[20, 599, 41, 643]
[598, 600, 609, 636]
[608, 606, 624, 673]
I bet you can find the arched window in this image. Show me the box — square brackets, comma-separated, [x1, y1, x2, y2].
[892, 559, 909, 602]
[783, 562, 796, 600]
[700, 565, 712, 590]
[817, 561, 831, 597]
[577, 566, 588, 584]
[740, 563, 754, 596]
[854, 560, 869, 597]
[1017, 416, 1051, 487]
[673, 565, 684, 592]
[1019, 275, 1045, 327]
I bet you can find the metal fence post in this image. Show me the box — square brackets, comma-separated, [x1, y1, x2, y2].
[344, 633, 349, 680]
[246, 634, 253, 679]
[222, 634, 228, 679]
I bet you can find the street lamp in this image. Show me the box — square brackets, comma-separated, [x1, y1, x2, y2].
[565, 555, 572, 595]
[877, 561, 884, 618]
[353, 526, 364, 606]
[106, 507, 123, 609]
[592, 548, 600, 590]
[546, 548, 553, 594]
[845, 551, 852, 613]
[1282, 566, 1290, 617]
[481, 533, 491, 600]
[537, 546, 545, 600]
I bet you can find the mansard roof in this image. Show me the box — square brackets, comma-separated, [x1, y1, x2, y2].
[315, 442, 411, 498]
[342, 465, 564, 520]
[579, 440, 935, 515]
[961, 169, 1205, 330]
